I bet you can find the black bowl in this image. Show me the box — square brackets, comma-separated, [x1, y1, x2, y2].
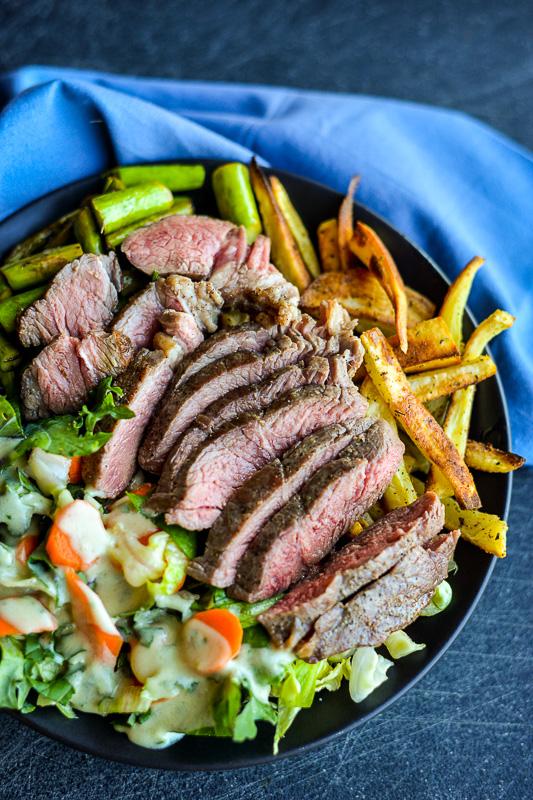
[0, 161, 512, 770]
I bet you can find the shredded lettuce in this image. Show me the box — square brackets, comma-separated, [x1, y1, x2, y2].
[384, 631, 425, 659]
[194, 587, 282, 628]
[349, 647, 392, 703]
[420, 580, 453, 616]
[0, 467, 52, 535]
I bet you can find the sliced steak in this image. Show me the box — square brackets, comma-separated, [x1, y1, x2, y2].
[296, 530, 460, 662]
[230, 418, 404, 602]
[159, 357, 333, 482]
[21, 331, 133, 420]
[110, 282, 164, 353]
[259, 492, 445, 648]
[18, 253, 121, 347]
[139, 334, 311, 474]
[121, 214, 234, 278]
[147, 384, 368, 530]
[210, 232, 299, 309]
[187, 418, 371, 588]
[82, 350, 174, 498]
[156, 275, 222, 334]
[159, 311, 204, 351]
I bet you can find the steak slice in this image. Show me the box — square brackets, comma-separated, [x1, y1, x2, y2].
[110, 282, 164, 353]
[210, 232, 299, 309]
[21, 331, 133, 420]
[121, 214, 234, 278]
[139, 334, 311, 474]
[296, 529, 460, 662]
[18, 253, 121, 347]
[82, 350, 174, 498]
[159, 357, 333, 482]
[157, 275, 222, 334]
[259, 492, 445, 648]
[147, 384, 368, 530]
[230, 418, 404, 602]
[187, 418, 372, 588]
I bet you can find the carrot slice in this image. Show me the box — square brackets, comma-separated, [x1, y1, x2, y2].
[182, 609, 243, 674]
[64, 567, 122, 666]
[68, 456, 83, 484]
[46, 500, 108, 571]
[130, 482, 157, 497]
[15, 533, 40, 565]
[0, 619, 20, 637]
[338, 174, 360, 271]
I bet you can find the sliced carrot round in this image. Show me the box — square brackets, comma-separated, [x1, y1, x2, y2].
[15, 533, 40, 565]
[182, 609, 243, 675]
[68, 456, 83, 484]
[0, 596, 57, 636]
[46, 500, 108, 571]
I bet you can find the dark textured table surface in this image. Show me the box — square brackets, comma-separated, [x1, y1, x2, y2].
[0, 1, 532, 798]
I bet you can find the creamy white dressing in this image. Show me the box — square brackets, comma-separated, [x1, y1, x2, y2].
[87, 554, 149, 617]
[26, 448, 70, 497]
[57, 500, 110, 567]
[59, 630, 121, 714]
[0, 595, 56, 632]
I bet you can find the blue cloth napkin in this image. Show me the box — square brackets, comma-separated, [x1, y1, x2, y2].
[1, 66, 532, 463]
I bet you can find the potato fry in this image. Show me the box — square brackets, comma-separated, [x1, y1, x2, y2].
[360, 376, 418, 510]
[300, 268, 434, 331]
[442, 496, 507, 558]
[338, 175, 360, 271]
[407, 355, 496, 404]
[317, 219, 341, 272]
[465, 440, 525, 473]
[360, 328, 480, 509]
[426, 310, 515, 497]
[388, 317, 460, 374]
[350, 222, 409, 353]
[249, 159, 311, 292]
[439, 256, 484, 352]
[270, 176, 320, 279]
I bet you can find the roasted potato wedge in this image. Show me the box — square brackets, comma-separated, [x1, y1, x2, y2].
[350, 222, 409, 352]
[249, 159, 311, 292]
[360, 328, 480, 510]
[270, 176, 321, 279]
[465, 440, 525, 473]
[439, 256, 484, 352]
[407, 354, 497, 404]
[317, 218, 341, 272]
[426, 309, 515, 497]
[389, 316, 460, 373]
[338, 175, 360, 271]
[300, 268, 435, 330]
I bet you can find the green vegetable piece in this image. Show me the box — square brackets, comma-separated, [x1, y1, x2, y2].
[102, 175, 127, 193]
[120, 267, 148, 298]
[91, 181, 174, 235]
[420, 580, 453, 616]
[111, 164, 205, 192]
[73, 207, 104, 255]
[0, 371, 16, 396]
[0, 396, 22, 437]
[0, 287, 46, 334]
[383, 630, 425, 659]
[212, 162, 262, 244]
[2, 210, 79, 265]
[0, 275, 12, 303]
[0, 637, 31, 710]
[0, 333, 21, 373]
[105, 197, 194, 249]
[0, 244, 83, 292]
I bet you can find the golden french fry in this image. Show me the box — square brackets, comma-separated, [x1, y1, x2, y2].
[360, 376, 418, 510]
[388, 316, 460, 374]
[426, 310, 515, 497]
[407, 355, 496, 404]
[249, 159, 311, 292]
[270, 176, 321, 279]
[439, 256, 484, 352]
[465, 440, 525, 473]
[360, 328, 480, 510]
[317, 218, 341, 272]
[300, 268, 434, 331]
[338, 175, 360, 271]
[350, 222, 409, 353]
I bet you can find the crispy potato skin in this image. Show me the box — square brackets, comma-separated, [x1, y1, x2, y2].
[317, 218, 342, 272]
[465, 440, 525, 473]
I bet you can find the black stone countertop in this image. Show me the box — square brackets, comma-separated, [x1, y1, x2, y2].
[0, 1, 531, 797]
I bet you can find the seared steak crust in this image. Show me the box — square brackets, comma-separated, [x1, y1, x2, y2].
[259, 492, 445, 648]
[147, 384, 368, 530]
[187, 418, 373, 588]
[230, 418, 404, 602]
[296, 529, 460, 662]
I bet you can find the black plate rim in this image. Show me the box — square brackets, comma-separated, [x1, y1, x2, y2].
[0, 161, 512, 771]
